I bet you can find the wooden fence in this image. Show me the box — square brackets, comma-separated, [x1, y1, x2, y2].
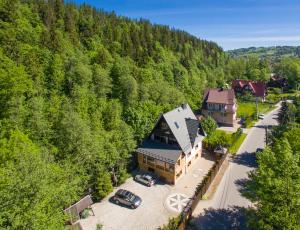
[176, 152, 229, 230]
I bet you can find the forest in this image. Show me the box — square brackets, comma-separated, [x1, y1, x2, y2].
[0, 0, 299, 229]
[227, 46, 300, 61]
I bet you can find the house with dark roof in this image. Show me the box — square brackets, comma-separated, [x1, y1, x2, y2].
[267, 74, 288, 89]
[136, 104, 205, 184]
[232, 80, 267, 101]
[202, 88, 237, 127]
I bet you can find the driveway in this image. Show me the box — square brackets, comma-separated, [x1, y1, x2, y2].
[79, 152, 215, 230]
[190, 102, 281, 229]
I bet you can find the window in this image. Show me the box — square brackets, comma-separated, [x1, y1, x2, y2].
[147, 156, 155, 165]
[176, 170, 182, 178]
[143, 155, 146, 163]
[174, 122, 179, 129]
[156, 165, 164, 171]
[161, 122, 168, 129]
[156, 160, 165, 167]
[169, 165, 175, 172]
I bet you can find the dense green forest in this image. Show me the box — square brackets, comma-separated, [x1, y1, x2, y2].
[226, 53, 300, 86]
[1, 0, 300, 229]
[228, 46, 300, 61]
[0, 0, 233, 228]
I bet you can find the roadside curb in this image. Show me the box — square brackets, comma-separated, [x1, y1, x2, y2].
[202, 154, 230, 200]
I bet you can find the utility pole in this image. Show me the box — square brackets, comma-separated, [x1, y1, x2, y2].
[256, 97, 259, 120]
[265, 125, 268, 146]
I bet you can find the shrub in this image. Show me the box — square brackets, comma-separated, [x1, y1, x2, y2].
[232, 128, 243, 142]
[159, 215, 182, 230]
[96, 171, 113, 200]
[245, 117, 253, 128]
[116, 167, 130, 185]
[80, 209, 90, 219]
[201, 116, 217, 136]
[203, 130, 231, 151]
[96, 224, 103, 230]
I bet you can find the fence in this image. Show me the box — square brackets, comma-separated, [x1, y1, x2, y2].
[176, 152, 229, 230]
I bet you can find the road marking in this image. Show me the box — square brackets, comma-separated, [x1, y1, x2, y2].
[165, 193, 190, 213]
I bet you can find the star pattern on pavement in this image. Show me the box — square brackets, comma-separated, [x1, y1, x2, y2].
[166, 193, 190, 213]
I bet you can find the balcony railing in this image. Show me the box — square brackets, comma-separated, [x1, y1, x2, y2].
[207, 105, 236, 113]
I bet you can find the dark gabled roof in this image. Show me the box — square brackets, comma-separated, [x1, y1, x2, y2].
[185, 118, 200, 147]
[137, 104, 205, 164]
[163, 104, 204, 154]
[137, 140, 182, 164]
[203, 88, 236, 105]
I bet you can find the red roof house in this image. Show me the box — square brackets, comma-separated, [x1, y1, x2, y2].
[232, 80, 267, 100]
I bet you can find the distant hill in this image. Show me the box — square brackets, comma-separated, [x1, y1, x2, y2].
[227, 46, 300, 61]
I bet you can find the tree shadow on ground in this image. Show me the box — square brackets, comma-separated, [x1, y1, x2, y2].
[234, 178, 254, 201]
[201, 151, 217, 162]
[188, 206, 251, 230]
[231, 151, 258, 168]
[253, 124, 274, 129]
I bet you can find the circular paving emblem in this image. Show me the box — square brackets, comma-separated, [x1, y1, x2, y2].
[165, 193, 190, 213]
[192, 169, 204, 178]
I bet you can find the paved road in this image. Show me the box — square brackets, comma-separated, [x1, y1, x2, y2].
[191, 103, 281, 230]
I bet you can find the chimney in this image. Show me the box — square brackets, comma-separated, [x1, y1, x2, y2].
[181, 104, 187, 110]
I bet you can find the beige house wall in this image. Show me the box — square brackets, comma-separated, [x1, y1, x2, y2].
[202, 109, 236, 127]
[137, 148, 202, 184]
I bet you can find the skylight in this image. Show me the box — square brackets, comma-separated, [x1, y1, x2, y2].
[174, 122, 179, 129]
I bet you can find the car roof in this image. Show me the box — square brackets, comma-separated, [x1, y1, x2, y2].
[143, 175, 152, 180]
[116, 189, 135, 197]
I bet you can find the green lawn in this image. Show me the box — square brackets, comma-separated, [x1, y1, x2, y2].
[229, 133, 247, 154]
[237, 101, 275, 128]
[237, 101, 274, 119]
[205, 130, 247, 155]
[266, 91, 299, 103]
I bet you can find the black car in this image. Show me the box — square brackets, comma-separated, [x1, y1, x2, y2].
[134, 174, 156, 187]
[112, 189, 142, 209]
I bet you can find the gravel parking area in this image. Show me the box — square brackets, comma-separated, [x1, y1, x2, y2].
[79, 152, 215, 230]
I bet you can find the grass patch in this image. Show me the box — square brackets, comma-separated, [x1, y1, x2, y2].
[267, 91, 299, 103]
[229, 133, 247, 154]
[237, 101, 274, 118]
[237, 100, 275, 128]
[204, 129, 247, 155]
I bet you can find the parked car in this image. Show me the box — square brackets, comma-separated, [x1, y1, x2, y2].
[258, 114, 265, 119]
[134, 174, 156, 187]
[112, 189, 142, 209]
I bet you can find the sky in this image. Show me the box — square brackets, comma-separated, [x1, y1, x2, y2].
[72, 0, 300, 50]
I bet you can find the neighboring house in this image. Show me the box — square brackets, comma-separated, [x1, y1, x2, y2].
[201, 88, 237, 127]
[136, 104, 205, 184]
[232, 80, 267, 101]
[267, 74, 288, 89]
